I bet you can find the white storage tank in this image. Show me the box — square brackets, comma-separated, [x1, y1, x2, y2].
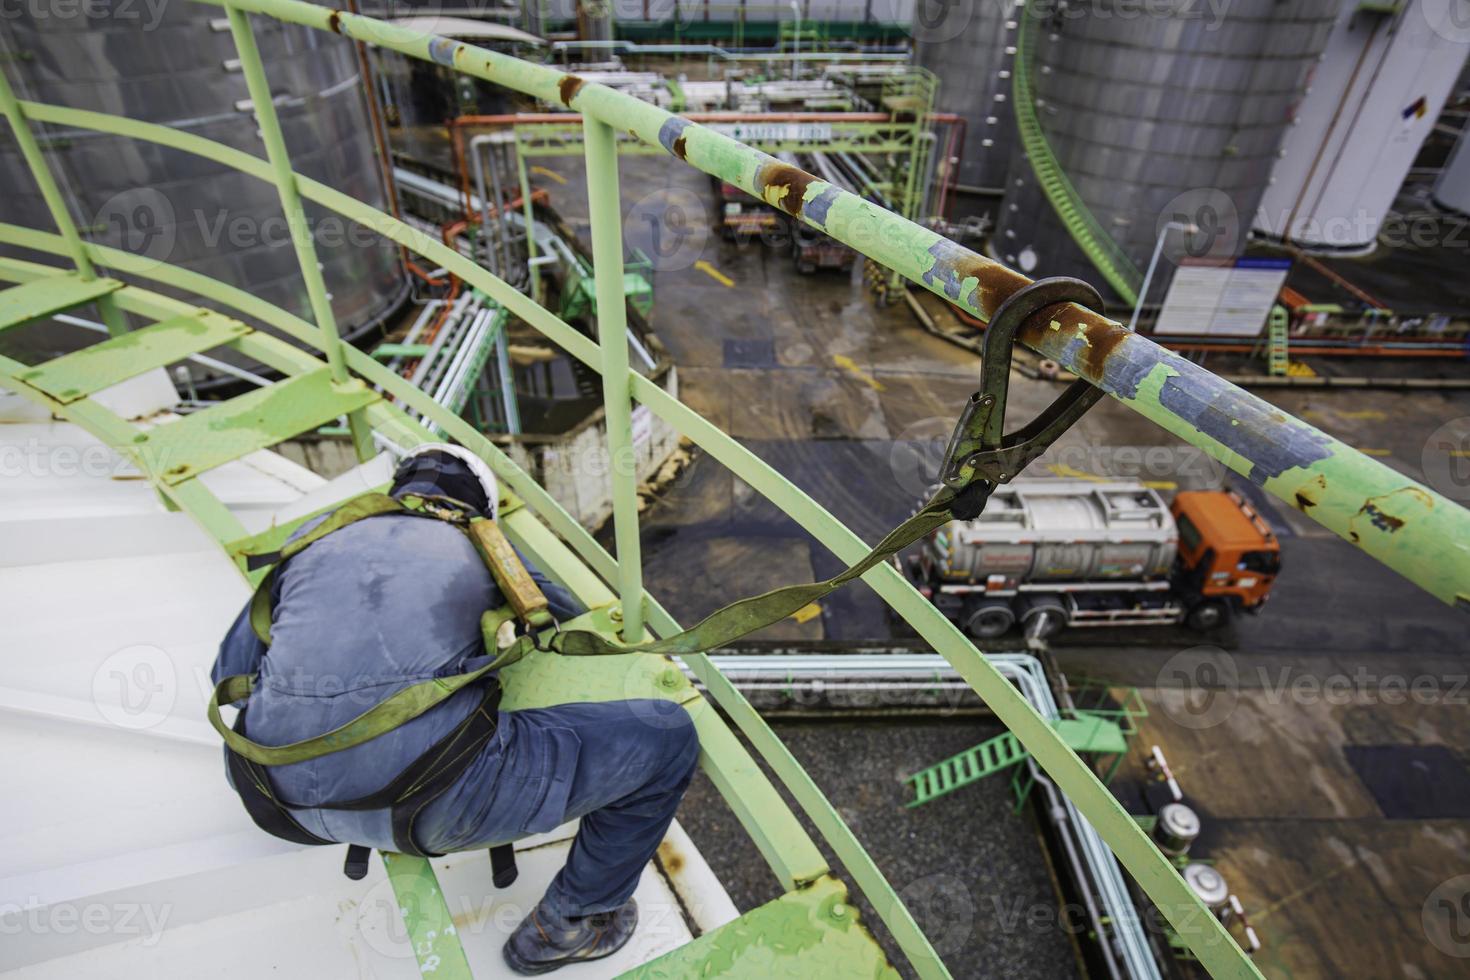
[1434, 122, 1470, 216]
[1253, 3, 1470, 251]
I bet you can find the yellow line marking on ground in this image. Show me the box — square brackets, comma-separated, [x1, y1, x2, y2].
[1355, 447, 1391, 457]
[1045, 463, 1175, 490]
[831, 354, 885, 390]
[1250, 857, 1361, 924]
[791, 602, 823, 624]
[530, 166, 567, 185]
[1335, 409, 1387, 421]
[693, 260, 734, 287]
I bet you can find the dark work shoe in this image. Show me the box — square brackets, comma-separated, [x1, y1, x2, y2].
[502, 896, 639, 976]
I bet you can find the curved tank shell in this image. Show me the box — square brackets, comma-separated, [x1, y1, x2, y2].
[1253, 3, 1470, 251]
[1436, 123, 1470, 216]
[992, 0, 1338, 298]
[0, 2, 406, 380]
[915, 0, 1016, 191]
[930, 480, 1178, 584]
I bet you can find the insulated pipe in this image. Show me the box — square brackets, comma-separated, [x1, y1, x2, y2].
[469, 136, 503, 277]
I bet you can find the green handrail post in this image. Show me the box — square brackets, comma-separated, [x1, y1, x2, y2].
[0, 67, 129, 337]
[223, 4, 375, 463]
[582, 115, 646, 642]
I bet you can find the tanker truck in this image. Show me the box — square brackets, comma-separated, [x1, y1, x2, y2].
[903, 480, 1282, 640]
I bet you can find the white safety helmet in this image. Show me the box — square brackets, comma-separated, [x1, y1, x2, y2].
[395, 442, 499, 520]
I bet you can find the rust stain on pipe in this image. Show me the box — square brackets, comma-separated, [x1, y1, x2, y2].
[558, 74, 585, 108]
[755, 160, 820, 217]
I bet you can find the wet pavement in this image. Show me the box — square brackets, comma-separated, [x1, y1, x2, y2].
[532, 152, 1470, 979]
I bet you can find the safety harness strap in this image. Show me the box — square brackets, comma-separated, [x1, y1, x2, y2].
[227, 682, 504, 856]
[210, 481, 991, 767]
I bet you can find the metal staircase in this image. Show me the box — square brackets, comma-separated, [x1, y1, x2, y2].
[907, 714, 1128, 807]
[1267, 303, 1291, 377]
[4, 2, 1462, 977]
[1012, 5, 1142, 305]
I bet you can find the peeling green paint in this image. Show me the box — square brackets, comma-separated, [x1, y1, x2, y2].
[621, 877, 898, 980]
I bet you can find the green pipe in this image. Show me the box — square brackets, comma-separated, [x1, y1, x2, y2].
[223, 5, 373, 460]
[582, 116, 647, 643]
[0, 68, 128, 336]
[201, 0, 1469, 613]
[17, 11, 1470, 963]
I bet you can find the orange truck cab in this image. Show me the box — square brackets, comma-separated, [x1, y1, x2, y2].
[1170, 489, 1281, 629]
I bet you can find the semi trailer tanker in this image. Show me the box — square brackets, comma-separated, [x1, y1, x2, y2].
[903, 480, 1282, 639]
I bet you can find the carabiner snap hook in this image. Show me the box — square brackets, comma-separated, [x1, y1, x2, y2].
[940, 277, 1107, 491]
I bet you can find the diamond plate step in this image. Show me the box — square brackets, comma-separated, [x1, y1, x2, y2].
[140, 368, 378, 485]
[0, 273, 122, 332]
[19, 312, 251, 403]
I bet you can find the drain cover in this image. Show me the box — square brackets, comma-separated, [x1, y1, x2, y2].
[723, 338, 776, 368]
[1345, 744, 1470, 819]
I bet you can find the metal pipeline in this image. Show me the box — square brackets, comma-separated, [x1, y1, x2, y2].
[694, 652, 1164, 979]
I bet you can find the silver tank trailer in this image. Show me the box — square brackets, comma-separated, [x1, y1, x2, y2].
[0, 2, 406, 385]
[930, 480, 1178, 584]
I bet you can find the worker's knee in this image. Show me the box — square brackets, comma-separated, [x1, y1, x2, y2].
[628, 699, 700, 778]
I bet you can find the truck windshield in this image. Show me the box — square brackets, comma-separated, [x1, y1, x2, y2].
[1176, 513, 1202, 552]
[1240, 550, 1281, 573]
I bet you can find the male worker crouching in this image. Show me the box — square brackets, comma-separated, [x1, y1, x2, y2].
[211, 444, 700, 974]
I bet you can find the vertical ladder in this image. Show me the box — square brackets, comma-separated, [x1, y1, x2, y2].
[1267, 304, 1289, 377]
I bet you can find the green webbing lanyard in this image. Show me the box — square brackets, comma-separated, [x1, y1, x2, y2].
[208, 277, 1107, 769]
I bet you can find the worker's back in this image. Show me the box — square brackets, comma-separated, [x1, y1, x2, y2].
[214, 511, 496, 849]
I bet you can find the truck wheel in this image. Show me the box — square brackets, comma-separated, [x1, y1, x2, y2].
[1186, 599, 1230, 632]
[1019, 598, 1067, 640]
[965, 600, 1014, 639]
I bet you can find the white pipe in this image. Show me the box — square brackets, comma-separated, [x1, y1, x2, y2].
[1128, 221, 1196, 333]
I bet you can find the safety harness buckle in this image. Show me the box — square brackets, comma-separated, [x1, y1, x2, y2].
[940, 277, 1108, 502]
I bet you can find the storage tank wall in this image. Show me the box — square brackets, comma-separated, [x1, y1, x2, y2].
[915, 0, 1016, 191]
[0, 3, 406, 377]
[1253, 3, 1470, 250]
[991, 0, 1339, 298]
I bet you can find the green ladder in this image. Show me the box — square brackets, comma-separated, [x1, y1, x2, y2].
[1267, 303, 1290, 377]
[907, 714, 1128, 807]
[1013, 6, 1141, 306]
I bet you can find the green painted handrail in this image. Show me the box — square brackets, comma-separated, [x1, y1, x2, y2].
[1012, 5, 1141, 305]
[5, 3, 1469, 974]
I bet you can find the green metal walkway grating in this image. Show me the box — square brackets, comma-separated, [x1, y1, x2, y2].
[0, 272, 122, 332]
[141, 367, 380, 484]
[19, 311, 250, 402]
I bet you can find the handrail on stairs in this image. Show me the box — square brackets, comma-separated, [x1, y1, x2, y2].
[3, 5, 1468, 977]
